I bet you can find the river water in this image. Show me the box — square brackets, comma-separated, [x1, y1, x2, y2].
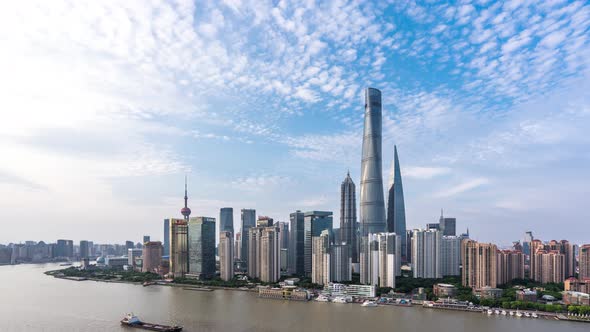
[0, 263, 587, 332]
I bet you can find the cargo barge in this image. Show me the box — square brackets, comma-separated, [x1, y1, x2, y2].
[121, 313, 182, 331]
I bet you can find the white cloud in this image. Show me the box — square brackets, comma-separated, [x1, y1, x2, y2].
[434, 178, 490, 197]
[404, 166, 451, 179]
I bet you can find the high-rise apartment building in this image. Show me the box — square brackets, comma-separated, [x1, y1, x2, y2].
[169, 218, 188, 278]
[386, 146, 407, 263]
[188, 216, 216, 279]
[304, 211, 333, 277]
[79, 240, 90, 259]
[377, 232, 400, 288]
[234, 232, 241, 260]
[461, 240, 497, 289]
[360, 234, 379, 285]
[548, 240, 576, 278]
[240, 209, 256, 266]
[288, 210, 305, 276]
[580, 244, 590, 280]
[331, 243, 352, 282]
[340, 172, 358, 264]
[359, 87, 386, 237]
[220, 207, 234, 234]
[248, 225, 281, 283]
[219, 231, 234, 281]
[440, 236, 461, 276]
[531, 250, 564, 284]
[55, 240, 74, 258]
[142, 241, 163, 273]
[412, 230, 442, 279]
[496, 250, 525, 285]
[312, 230, 331, 286]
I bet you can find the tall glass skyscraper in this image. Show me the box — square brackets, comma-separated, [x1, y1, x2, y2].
[303, 211, 333, 277]
[240, 209, 256, 266]
[340, 171, 358, 264]
[386, 145, 407, 262]
[360, 87, 386, 236]
[163, 219, 170, 257]
[220, 207, 234, 234]
[188, 216, 216, 279]
[288, 210, 305, 276]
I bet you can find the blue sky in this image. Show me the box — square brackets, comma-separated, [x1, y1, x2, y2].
[1, 0, 589, 246]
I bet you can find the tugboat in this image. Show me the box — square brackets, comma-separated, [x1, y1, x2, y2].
[121, 313, 182, 331]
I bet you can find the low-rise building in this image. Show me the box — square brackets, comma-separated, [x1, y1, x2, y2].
[474, 286, 503, 299]
[515, 289, 537, 302]
[564, 277, 590, 294]
[433, 283, 457, 298]
[258, 286, 309, 301]
[105, 256, 128, 268]
[562, 291, 590, 305]
[324, 282, 376, 298]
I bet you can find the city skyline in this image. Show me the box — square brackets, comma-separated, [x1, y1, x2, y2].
[2, 1, 590, 245]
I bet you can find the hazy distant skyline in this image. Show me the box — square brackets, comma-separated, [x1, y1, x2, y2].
[1, 1, 589, 246]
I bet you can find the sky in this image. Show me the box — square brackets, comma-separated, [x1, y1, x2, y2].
[1, 0, 589, 247]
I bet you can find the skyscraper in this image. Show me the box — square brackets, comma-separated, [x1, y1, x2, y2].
[331, 243, 352, 282]
[163, 219, 170, 257]
[360, 234, 379, 285]
[531, 250, 565, 284]
[440, 236, 461, 276]
[79, 240, 89, 259]
[312, 229, 331, 286]
[220, 207, 234, 234]
[278, 221, 289, 250]
[340, 172, 358, 264]
[248, 224, 280, 283]
[234, 232, 241, 260]
[496, 250, 525, 285]
[142, 241, 163, 273]
[304, 211, 333, 277]
[188, 216, 216, 279]
[288, 210, 305, 276]
[580, 244, 590, 280]
[359, 87, 386, 236]
[181, 175, 191, 221]
[377, 232, 400, 288]
[461, 240, 497, 289]
[56, 240, 74, 258]
[240, 209, 256, 267]
[412, 229, 442, 279]
[439, 210, 456, 236]
[169, 218, 188, 278]
[143, 235, 150, 244]
[219, 231, 234, 281]
[386, 145, 407, 262]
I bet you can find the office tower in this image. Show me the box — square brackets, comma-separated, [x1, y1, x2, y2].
[522, 231, 534, 258]
[163, 219, 170, 257]
[234, 232, 241, 260]
[461, 240, 497, 289]
[312, 230, 331, 286]
[580, 244, 590, 280]
[169, 218, 188, 278]
[79, 240, 89, 259]
[288, 210, 305, 276]
[331, 243, 352, 282]
[143, 236, 150, 244]
[340, 171, 358, 264]
[496, 250, 525, 285]
[360, 234, 380, 285]
[531, 250, 565, 283]
[56, 240, 74, 258]
[219, 231, 234, 281]
[125, 241, 134, 251]
[377, 232, 400, 288]
[240, 209, 256, 266]
[248, 225, 280, 282]
[220, 207, 234, 234]
[128, 248, 142, 268]
[304, 211, 333, 277]
[412, 229, 442, 279]
[181, 175, 191, 221]
[386, 145, 407, 263]
[405, 230, 413, 264]
[278, 221, 289, 250]
[439, 210, 456, 236]
[440, 236, 461, 276]
[280, 248, 288, 272]
[359, 87, 386, 236]
[188, 216, 216, 279]
[426, 223, 440, 231]
[142, 241, 163, 273]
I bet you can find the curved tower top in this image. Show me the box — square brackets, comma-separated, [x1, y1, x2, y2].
[386, 145, 407, 260]
[359, 87, 386, 236]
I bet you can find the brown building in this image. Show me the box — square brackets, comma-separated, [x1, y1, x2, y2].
[219, 231, 234, 281]
[515, 289, 537, 302]
[580, 244, 590, 280]
[531, 250, 564, 284]
[169, 218, 188, 278]
[248, 225, 280, 283]
[496, 250, 525, 285]
[433, 283, 457, 298]
[142, 241, 163, 273]
[462, 240, 497, 289]
[565, 277, 590, 294]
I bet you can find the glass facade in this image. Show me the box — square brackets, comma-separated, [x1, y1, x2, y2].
[188, 216, 216, 279]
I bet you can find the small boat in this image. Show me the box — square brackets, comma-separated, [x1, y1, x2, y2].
[361, 300, 378, 307]
[60, 262, 72, 266]
[509, 311, 514, 316]
[516, 311, 523, 318]
[332, 297, 348, 304]
[121, 313, 182, 331]
[143, 282, 154, 287]
[501, 310, 507, 315]
[487, 309, 493, 315]
[531, 312, 538, 318]
[315, 295, 330, 302]
[524, 312, 530, 318]
[494, 309, 500, 315]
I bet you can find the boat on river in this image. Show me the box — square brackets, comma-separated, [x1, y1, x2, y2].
[361, 300, 378, 307]
[121, 313, 182, 331]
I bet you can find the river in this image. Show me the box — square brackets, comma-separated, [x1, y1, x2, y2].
[0, 263, 587, 331]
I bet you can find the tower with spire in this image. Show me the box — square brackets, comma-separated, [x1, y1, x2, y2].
[181, 175, 191, 221]
[386, 145, 407, 262]
[340, 170, 358, 264]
